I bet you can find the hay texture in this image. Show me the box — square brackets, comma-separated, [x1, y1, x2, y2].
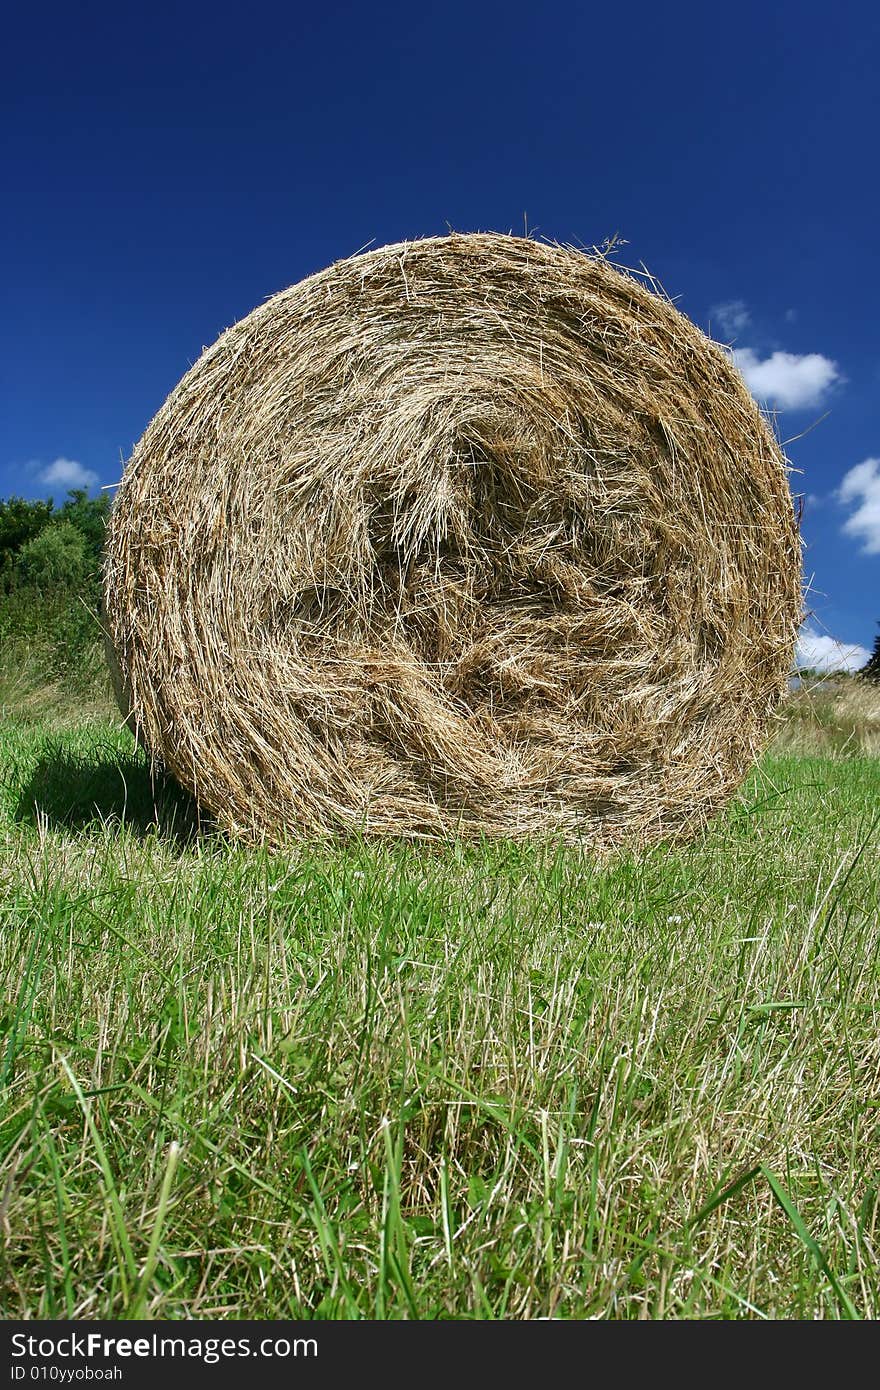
[103, 233, 801, 846]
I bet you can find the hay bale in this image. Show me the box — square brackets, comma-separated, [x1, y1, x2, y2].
[103, 233, 801, 846]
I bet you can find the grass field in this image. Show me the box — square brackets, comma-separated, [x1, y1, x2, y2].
[1, 673, 879, 1319]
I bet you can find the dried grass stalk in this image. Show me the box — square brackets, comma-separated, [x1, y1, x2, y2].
[103, 234, 802, 846]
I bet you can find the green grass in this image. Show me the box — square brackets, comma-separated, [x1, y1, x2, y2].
[1, 708, 879, 1319]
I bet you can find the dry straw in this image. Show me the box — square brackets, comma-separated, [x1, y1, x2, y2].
[103, 233, 801, 846]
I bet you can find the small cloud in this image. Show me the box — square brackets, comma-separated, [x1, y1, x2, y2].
[731, 348, 840, 410]
[710, 299, 750, 339]
[837, 457, 880, 555]
[784, 308, 797, 323]
[39, 457, 99, 492]
[796, 625, 870, 673]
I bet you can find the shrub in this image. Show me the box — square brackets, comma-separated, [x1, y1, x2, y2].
[17, 521, 91, 592]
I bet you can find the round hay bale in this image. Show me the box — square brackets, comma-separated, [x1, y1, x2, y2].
[103, 233, 801, 846]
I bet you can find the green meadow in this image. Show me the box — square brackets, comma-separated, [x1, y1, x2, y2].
[1, 666, 878, 1319]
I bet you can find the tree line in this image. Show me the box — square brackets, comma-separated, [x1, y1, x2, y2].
[1, 489, 110, 596]
[0, 489, 111, 686]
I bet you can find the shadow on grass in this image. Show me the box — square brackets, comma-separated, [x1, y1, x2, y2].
[15, 743, 208, 845]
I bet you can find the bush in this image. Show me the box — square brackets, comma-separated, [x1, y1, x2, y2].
[17, 521, 91, 591]
[0, 496, 55, 586]
[0, 490, 111, 700]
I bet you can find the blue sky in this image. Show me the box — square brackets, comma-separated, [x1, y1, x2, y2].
[3, 0, 878, 666]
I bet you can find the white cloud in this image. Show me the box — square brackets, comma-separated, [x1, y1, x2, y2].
[39, 457, 99, 492]
[731, 348, 840, 410]
[837, 457, 880, 555]
[796, 625, 870, 673]
[711, 299, 751, 339]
